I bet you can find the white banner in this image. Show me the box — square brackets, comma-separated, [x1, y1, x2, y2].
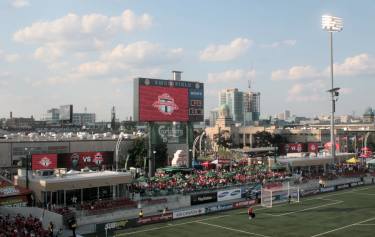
[217, 188, 241, 202]
[173, 208, 205, 219]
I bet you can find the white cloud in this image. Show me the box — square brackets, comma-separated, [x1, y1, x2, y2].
[207, 69, 256, 83]
[34, 45, 63, 62]
[271, 65, 320, 81]
[199, 38, 252, 62]
[11, 0, 29, 8]
[287, 80, 326, 102]
[13, 9, 153, 59]
[333, 53, 375, 77]
[273, 53, 375, 82]
[103, 41, 183, 65]
[261, 39, 296, 48]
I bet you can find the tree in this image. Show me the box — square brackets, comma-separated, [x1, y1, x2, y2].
[128, 137, 147, 168]
[215, 130, 233, 149]
[253, 131, 288, 149]
[154, 142, 168, 169]
[253, 131, 273, 147]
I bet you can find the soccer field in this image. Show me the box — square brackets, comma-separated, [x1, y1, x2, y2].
[110, 185, 375, 237]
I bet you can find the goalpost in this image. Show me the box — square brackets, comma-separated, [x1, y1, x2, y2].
[261, 182, 300, 208]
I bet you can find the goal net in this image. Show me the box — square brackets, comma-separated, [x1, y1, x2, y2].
[261, 182, 300, 208]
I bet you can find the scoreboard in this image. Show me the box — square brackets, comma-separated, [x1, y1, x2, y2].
[134, 78, 204, 122]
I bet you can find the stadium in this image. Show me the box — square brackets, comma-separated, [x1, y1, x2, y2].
[1, 76, 375, 237]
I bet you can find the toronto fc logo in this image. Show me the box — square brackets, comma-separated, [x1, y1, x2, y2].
[93, 153, 104, 165]
[39, 157, 51, 167]
[152, 93, 179, 115]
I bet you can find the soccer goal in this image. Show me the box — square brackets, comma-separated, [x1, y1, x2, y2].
[261, 182, 300, 208]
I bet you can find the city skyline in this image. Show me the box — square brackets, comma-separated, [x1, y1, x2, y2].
[1, 1, 375, 120]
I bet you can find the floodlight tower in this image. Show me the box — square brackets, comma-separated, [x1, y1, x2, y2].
[322, 15, 343, 163]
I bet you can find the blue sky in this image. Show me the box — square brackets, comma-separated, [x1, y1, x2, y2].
[1, 0, 375, 120]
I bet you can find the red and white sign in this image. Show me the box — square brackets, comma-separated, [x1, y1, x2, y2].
[32, 154, 57, 170]
[308, 143, 320, 153]
[139, 85, 189, 121]
[286, 143, 304, 153]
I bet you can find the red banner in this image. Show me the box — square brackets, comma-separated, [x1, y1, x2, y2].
[308, 143, 320, 153]
[285, 143, 305, 153]
[232, 200, 256, 209]
[139, 85, 189, 122]
[58, 152, 113, 170]
[32, 154, 57, 170]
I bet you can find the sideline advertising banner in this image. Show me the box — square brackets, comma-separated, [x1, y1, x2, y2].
[96, 219, 137, 233]
[191, 192, 217, 205]
[232, 200, 256, 209]
[320, 186, 335, 193]
[205, 203, 233, 213]
[173, 208, 205, 219]
[137, 213, 173, 225]
[217, 188, 241, 202]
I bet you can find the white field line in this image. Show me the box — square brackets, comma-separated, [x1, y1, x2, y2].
[355, 223, 375, 226]
[196, 221, 270, 237]
[350, 192, 375, 196]
[115, 214, 230, 236]
[310, 217, 375, 237]
[264, 200, 343, 217]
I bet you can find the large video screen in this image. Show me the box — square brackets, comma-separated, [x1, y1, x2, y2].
[134, 78, 204, 122]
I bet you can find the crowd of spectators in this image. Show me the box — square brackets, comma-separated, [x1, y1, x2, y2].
[78, 197, 137, 215]
[131, 166, 288, 196]
[0, 214, 49, 237]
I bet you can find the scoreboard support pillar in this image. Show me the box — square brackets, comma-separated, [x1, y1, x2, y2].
[148, 122, 155, 177]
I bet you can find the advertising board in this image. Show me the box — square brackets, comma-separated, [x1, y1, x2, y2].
[319, 186, 335, 193]
[173, 208, 205, 219]
[58, 152, 113, 170]
[32, 154, 57, 170]
[232, 200, 256, 209]
[336, 184, 350, 190]
[217, 188, 241, 202]
[300, 189, 320, 197]
[96, 219, 137, 233]
[191, 192, 217, 205]
[134, 78, 204, 122]
[151, 123, 186, 144]
[285, 143, 305, 153]
[308, 143, 320, 153]
[205, 203, 233, 213]
[137, 213, 173, 225]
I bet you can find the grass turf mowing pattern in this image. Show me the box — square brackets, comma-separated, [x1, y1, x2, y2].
[110, 186, 375, 237]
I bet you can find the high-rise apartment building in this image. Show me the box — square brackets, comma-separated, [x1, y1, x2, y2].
[219, 88, 260, 125]
[243, 91, 260, 124]
[219, 89, 244, 124]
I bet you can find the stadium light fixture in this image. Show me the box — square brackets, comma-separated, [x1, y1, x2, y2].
[322, 15, 343, 165]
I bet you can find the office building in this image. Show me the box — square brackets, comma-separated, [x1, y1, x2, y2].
[73, 113, 96, 126]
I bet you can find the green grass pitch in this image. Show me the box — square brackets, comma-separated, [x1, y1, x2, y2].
[101, 185, 375, 237]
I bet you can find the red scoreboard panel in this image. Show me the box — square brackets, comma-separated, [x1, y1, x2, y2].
[134, 78, 204, 122]
[139, 85, 189, 121]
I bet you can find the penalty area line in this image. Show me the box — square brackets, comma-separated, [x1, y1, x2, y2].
[265, 200, 343, 217]
[196, 221, 270, 237]
[114, 214, 230, 236]
[310, 216, 375, 237]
